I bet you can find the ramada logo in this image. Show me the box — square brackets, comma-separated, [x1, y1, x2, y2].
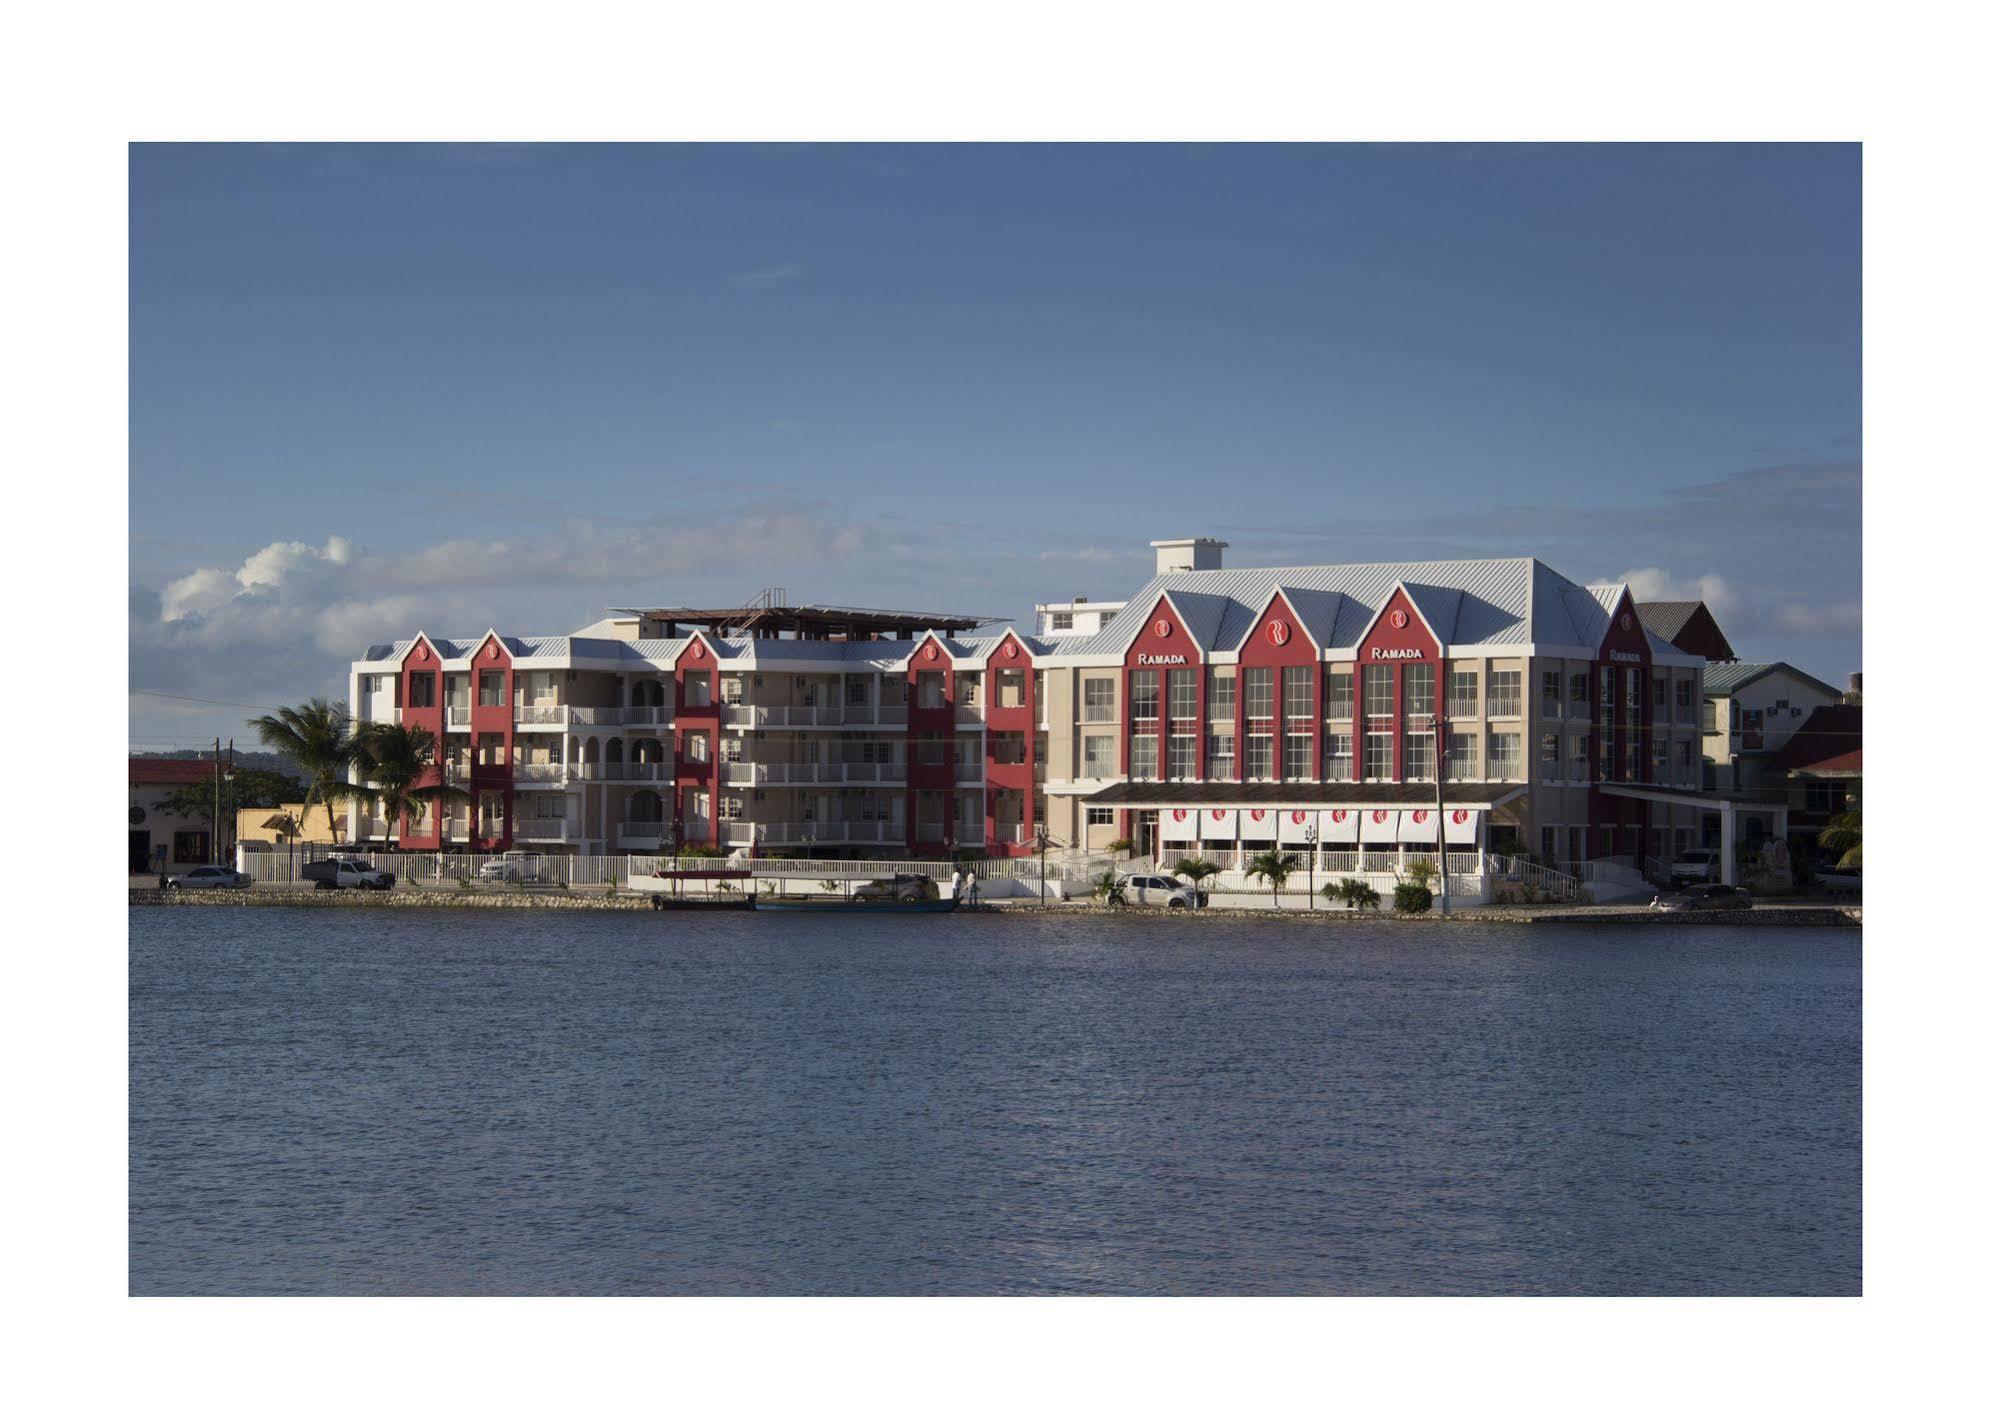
[1390, 609, 1409, 629]
[1330, 810, 1349, 823]
[1268, 618, 1290, 646]
[1170, 809, 1190, 823]
[1369, 647, 1425, 660]
[1209, 809, 1227, 817]
[1288, 811, 1308, 825]
[1451, 809, 1470, 825]
[1370, 810, 1391, 823]
[1408, 810, 1430, 826]
[1248, 810, 1267, 823]
[1153, 617, 1172, 638]
[1138, 653, 1188, 666]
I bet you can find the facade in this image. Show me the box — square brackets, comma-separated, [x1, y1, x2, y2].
[128, 757, 222, 873]
[1636, 600, 1737, 661]
[1761, 704, 1861, 843]
[345, 542, 1755, 874]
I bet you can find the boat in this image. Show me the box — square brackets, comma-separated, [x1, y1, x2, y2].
[754, 896, 963, 914]
[634, 868, 758, 911]
[648, 893, 758, 912]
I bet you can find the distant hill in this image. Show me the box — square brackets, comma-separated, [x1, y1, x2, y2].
[131, 748, 305, 780]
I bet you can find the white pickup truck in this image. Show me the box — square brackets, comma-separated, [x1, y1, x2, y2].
[301, 857, 397, 890]
[1668, 849, 1723, 887]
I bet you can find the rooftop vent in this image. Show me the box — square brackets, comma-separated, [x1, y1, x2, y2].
[1150, 537, 1228, 575]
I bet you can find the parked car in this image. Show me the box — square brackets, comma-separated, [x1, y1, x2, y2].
[478, 855, 551, 883]
[1815, 866, 1861, 895]
[1668, 848, 1723, 887]
[854, 874, 939, 903]
[165, 865, 251, 889]
[1112, 874, 1206, 909]
[301, 857, 396, 890]
[1650, 883, 1753, 912]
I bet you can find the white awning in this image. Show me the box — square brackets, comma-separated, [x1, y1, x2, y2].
[1240, 808, 1277, 839]
[1401, 808, 1440, 843]
[1320, 809, 1360, 843]
[1278, 810, 1317, 844]
[1201, 807, 1237, 838]
[1445, 809, 1482, 844]
[1360, 808, 1401, 843]
[1162, 807, 1200, 842]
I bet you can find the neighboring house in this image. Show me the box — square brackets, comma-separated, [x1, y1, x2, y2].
[234, 800, 347, 853]
[1636, 601, 1738, 662]
[1697, 661, 1846, 845]
[128, 757, 220, 874]
[1762, 704, 1861, 842]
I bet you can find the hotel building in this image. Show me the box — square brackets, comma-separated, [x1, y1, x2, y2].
[346, 540, 1765, 871]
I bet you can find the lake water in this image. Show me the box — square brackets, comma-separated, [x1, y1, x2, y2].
[129, 907, 1860, 1295]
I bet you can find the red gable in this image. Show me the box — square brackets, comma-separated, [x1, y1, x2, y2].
[129, 757, 216, 786]
[1125, 595, 1200, 669]
[1357, 587, 1440, 662]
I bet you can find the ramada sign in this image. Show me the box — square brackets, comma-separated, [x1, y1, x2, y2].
[1368, 646, 1426, 660]
[1137, 653, 1189, 665]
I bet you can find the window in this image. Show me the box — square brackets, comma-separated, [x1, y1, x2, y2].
[1626, 674, 1642, 712]
[1130, 670, 1160, 721]
[173, 830, 210, 864]
[1676, 740, 1693, 781]
[1083, 735, 1116, 779]
[1404, 664, 1435, 719]
[1364, 665, 1395, 720]
[478, 670, 504, 707]
[1487, 732, 1522, 780]
[1243, 668, 1274, 720]
[1130, 734, 1159, 780]
[1283, 733, 1313, 780]
[1600, 670, 1617, 715]
[1676, 677, 1695, 715]
[990, 731, 1026, 765]
[1087, 806, 1115, 826]
[1207, 733, 1237, 780]
[1542, 671, 1562, 717]
[1051, 611, 1073, 632]
[1487, 670, 1521, 717]
[1083, 676, 1116, 722]
[1404, 730, 1435, 781]
[1653, 735, 1669, 780]
[1324, 671, 1353, 720]
[1703, 701, 1719, 734]
[1167, 733, 1197, 779]
[1324, 733, 1352, 780]
[917, 671, 946, 709]
[1447, 731, 1477, 780]
[1597, 733, 1613, 783]
[1206, 668, 1235, 720]
[918, 735, 949, 766]
[1569, 671, 1589, 714]
[997, 670, 1026, 708]
[1243, 733, 1273, 779]
[1652, 676, 1669, 717]
[1624, 731, 1642, 780]
[1569, 733, 1589, 782]
[1448, 669, 1479, 718]
[1540, 732, 1560, 781]
[957, 673, 983, 709]
[685, 732, 709, 764]
[407, 671, 436, 708]
[1283, 666, 1314, 721]
[684, 671, 710, 707]
[1363, 732, 1395, 780]
[1168, 668, 1198, 721]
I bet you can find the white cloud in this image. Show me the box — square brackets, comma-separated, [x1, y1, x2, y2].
[732, 262, 806, 290]
[1772, 601, 1863, 637]
[1603, 566, 1740, 619]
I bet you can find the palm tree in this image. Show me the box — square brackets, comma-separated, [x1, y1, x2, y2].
[1106, 837, 1134, 874]
[1818, 803, 1861, 870]
[247, 699, 364, 851]
[356, 721, 444, 851]
[1173, 855, 1221, 895]
[1246, 848, 1301, 909]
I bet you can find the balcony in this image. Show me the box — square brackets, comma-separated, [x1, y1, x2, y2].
[955, 704, 985, 726]
[514, 703, 570, 728]
[721, 761, 905, 786]
[355, 817, 391, 840]
[573, 762, 673, 782]
[1326, 702, 1355, 722]
[1446, 696, 1480, 719]
[717, 820, 905, 846]
[575, 705, 671, 728]
[1570, 757, 1589, 781]
[992, 821, 1025, 845]
[1486, 697, 1522, 719]
[446, 704, 472, 730]
[616, 821, 670, 848]
[444, 818, 470, 840]
[514, 818, 574, 842]
[957, 821, 988, 846]
[1539, 760, 1561, 783]
[512, 762, 567, 783]
[720, 704, 907, 729]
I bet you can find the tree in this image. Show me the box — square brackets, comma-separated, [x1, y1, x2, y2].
[1818, 802, 1861, 870]
[1325, 877, 1381, 911]
[1245, 849, 1301, 908]
[152, 766, 305, 821]
[1402, 856, 1439, 890]
[246, 699, 365, 850]
[1106, 838, 1133, 873]
[1172, 856, 1221, 893]
[355, 720, 444, 850]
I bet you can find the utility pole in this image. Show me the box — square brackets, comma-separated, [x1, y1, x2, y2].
[225, 739, 236, 870]
[1436, 729, 1450, 916]
[211, 737, 222, 866]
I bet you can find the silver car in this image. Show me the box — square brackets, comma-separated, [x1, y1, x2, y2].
[165, 865, 251, 889]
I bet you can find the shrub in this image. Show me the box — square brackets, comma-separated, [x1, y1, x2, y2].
[1402, 857, 1438, 889]
[1327, 878, 1380, 911]
[1393, 882, 1434, 914]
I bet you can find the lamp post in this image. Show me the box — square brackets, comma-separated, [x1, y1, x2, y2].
[1307, 827, 1319, 911]
[1036, 821, 1049, 908]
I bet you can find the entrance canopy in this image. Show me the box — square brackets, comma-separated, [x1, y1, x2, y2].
[1095, 781, 1521, 847]
[1086, 780, 1526, 811]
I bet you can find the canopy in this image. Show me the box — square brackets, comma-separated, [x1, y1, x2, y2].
[1360, 808, 1401, 843]
[1161, 808, 1200, 842]
[1445, 808, 1482, 845]
[1278, 810, 1317, 845]
[1201, 808, 1237, 838]
[1319, 809, 1359, 843]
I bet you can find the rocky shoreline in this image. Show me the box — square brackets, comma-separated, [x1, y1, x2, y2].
[128, 886, 1859, 926]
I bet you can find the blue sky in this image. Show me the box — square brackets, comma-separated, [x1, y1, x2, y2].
[130, 143, 1859, 746]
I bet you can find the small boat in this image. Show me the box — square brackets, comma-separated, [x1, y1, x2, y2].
[755, 896, 963, 914]
[648, 893, 758, 912]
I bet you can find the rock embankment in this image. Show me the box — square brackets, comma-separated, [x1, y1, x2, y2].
[130, 886, 658, 913]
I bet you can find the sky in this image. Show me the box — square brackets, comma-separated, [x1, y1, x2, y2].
[129, 143, 1860, 748]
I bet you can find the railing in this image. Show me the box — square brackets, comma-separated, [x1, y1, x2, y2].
[955, 706, 985, 725]
[1484, 855, 1582, 900]
[446, 704, 471, 728]
[1488, 760, 1523, 781]
[356, 817, 390, 840]
[574, 762, 673, 782]
[575, 705, 670, 727]
[514, 819, 573, 841]
[617, 821, 670, 844]
[721, 761, 904, 786]
[1568, 701, 1591, 721]
[718, 820, 905, 846]
[1570, 757, 1589, 781]
[917, 822, 945, 843]
[514, 704, 570, 727]
[1539, 760, 1561, 783]
[993, 822, 1025, 845]
[958, 823, 989, 845]
[720, 704, 908, 728]
[512, 762, 567, 783]
[1446, 697, 1480, 719]
[1326, 701, 1354, 722]
[1486, 696, 1521, 718]
[444, 818, 470, 840]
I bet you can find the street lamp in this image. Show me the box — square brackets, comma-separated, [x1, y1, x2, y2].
[1306, 827, 1319, 911]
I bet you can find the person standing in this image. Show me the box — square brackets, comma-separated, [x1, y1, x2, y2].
[964, 868, 979, 907]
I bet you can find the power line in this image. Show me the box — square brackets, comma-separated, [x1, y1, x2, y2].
[130, 688, 285, 712]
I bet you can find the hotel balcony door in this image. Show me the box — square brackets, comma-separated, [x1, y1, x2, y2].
[1132, 810, 1159, 863]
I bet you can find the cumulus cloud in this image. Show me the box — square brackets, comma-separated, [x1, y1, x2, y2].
[1603, 567, 1741, 619]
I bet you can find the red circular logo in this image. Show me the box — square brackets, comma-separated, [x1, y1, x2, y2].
[1209, 809, 1227, 818]
[1390, 610, 1409, 630]
[1153, 617, 1172, 639]
[1248, 810, 1266, 823]
[1003, 642, 1017, 658]
[1331, 811, 1349, 823]
[1451, 810, 1469, 824]
[1289, 811, 1308, 825]
[1268, 618, 1290, 646]
[1621, 612, 1633, 631]
[1409, 810, 1429, 825]
[1372, 810, 1390, 823]
[925, 645, 940, 662]
[1171, 810, 1189, 823]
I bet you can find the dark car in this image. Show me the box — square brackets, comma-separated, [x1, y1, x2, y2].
[854, 874, 939, 903]
[1650, 883, 1753, 912]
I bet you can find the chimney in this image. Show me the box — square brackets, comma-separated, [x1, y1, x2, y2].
[1845, 672, 1862, 705]
[1150, 537, 1228, 575]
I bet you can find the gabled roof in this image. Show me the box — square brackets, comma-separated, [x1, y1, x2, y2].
[1637, 600, 1738, 661]
[129, 757, 216, 786]
[1703, 660, 1843, 701]
[1763, 704, 1862, 774]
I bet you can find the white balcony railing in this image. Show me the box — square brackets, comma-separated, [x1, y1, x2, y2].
[616, 821, 670, 846]
[720, 761, 906, 786]
[573, 762, 673, 783]
[720, 704, 910, 729]
[356, 817, 390, 840]
[1486, 698, 1522, 719]
[512, 762, 567, 783]
[575, 705, 671, 727]
[444, 818, 470, 840]
[446, 704, 472, 728]
[715, 820, 906, 846]
[1446, 697, 1480, 719]
[514, 819, 573, 841]
[514, 703, 570, 727]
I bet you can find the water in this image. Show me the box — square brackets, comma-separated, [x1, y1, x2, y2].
[129, 908, 1860, 1295]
